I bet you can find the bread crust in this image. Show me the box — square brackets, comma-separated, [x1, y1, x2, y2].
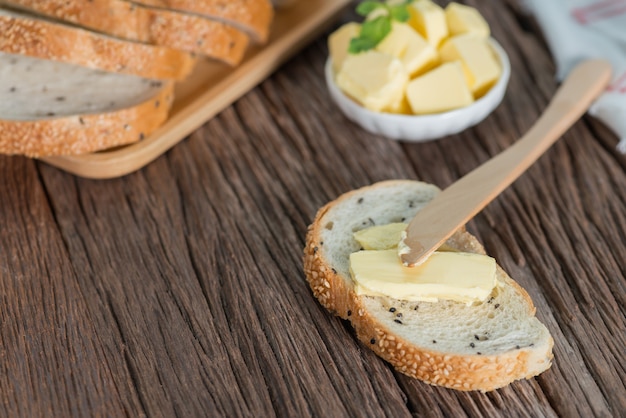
[128, 0, 274, 43]
[0, 11, 195, 80]
[3, 0, 250, 65]
[303, 180, 553, 392]
[0, 82, 174, 157]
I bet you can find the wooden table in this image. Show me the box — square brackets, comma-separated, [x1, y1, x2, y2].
[1, 1, 624, 416]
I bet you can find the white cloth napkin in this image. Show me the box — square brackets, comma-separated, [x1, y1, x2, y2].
[523, 0, 626, 152]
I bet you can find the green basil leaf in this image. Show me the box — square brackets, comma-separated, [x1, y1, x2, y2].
[389, 5, 410, 22]
[359, 16, 392, 43]
[348, 37, 378, 54]
[356, 1, 385, 16]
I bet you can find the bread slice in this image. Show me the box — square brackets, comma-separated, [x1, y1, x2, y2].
[1, 0, 250, 65]
[303, 180, 553, 392]
[128, 0, 274, 43]
[0, 51, 174, 157]
[0, 7, 195, 80]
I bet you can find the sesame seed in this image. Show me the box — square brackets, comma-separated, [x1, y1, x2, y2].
[474, 335, 479, 341]
[394, 319, 403, 324]
[389, 307, 396, 313]
[477, 352, 482, 355]
[494, 303, 500, 309]
[515, 345, 520, 349]
[370, 338, 376, 344]
[357, 198, 364, 204]
[347, 310, 352, 316]
[432, 340, 437, 344]
[396, 313, 402, 318]
[470, 342, 475, 348]
[331, 268, 337, 274]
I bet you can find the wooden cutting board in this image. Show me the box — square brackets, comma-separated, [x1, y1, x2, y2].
[41, 0, 352, 179]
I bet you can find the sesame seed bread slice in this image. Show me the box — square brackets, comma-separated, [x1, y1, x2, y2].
[0, 0, 250, 65]
[0, 52, 174, 157]
[303, 180, 553, 392]
[0, 7, 195, 80]
[128, 0, 274, 44]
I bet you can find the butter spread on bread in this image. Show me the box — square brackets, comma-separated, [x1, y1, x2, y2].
[351, 250, 497, 304]
[303, 180, 553, 392]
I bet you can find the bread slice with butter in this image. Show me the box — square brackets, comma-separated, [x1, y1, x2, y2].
[0, 0, 250, 66]
[303, 180, 553, 391]
[0, 52, 174, 157]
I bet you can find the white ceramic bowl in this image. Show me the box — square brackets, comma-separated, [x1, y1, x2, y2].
[325, 38, 511, 142]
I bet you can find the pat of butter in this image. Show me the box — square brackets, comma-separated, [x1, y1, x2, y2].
[328, 22, 361, 74]
[439, 35, 501, 98]
[336, 51, 408, 112]
[406, 61, 473, 114]
[354, 223, 408, 250]
[350, 250, 497, 304]
[376, 22, 438, 77]
[384, 94, 412, 115]
[445, 2, 490, 38]
[408, 0, 449, 47]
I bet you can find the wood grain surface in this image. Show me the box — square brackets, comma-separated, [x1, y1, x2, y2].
[1, 1, 625, 417]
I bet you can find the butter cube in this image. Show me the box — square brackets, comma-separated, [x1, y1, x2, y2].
[336, 51, 408, 112]
[407, 0, 449, 47]
[350, 250, 497, 304]
[439, 35, 501, 98]
[384, 94, 412, 115]
[445, 2, 490, 38]
[328, 22, 361, 74]
[376, 22, 438, 77]
[354, 223, 407, 250]
[406, 61, 473, 114]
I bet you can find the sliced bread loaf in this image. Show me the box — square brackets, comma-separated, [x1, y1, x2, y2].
[0, 0, 250, 65]
[0, 52, 174, 156]
[303, 180, 553, 392]
[0, 7, 195, 80]
[128, 0, 274, 43]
